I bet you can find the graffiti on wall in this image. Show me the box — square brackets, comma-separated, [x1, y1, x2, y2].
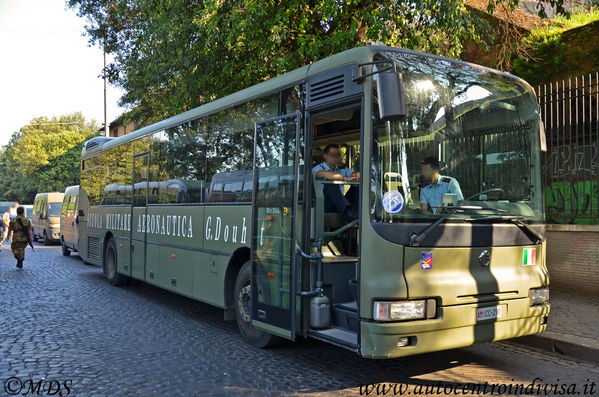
[544, 142, 599, 224]
[536, 72, 599, 225]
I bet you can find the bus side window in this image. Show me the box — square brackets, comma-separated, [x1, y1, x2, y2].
[208, 183, 223, 202]
[61, 197, 69, 216]
[165, 185, 179, 204]
[67, 196, 76, 214]
[176, 189, 189, 203]
[188, 183, 204, 203]
[148, 187, 162, 204]
[158, 187, 165, 203]
[239, 180, 252, 202]
[222, 181, 242, 202]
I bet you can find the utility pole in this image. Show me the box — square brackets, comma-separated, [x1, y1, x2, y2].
[103, 42, 109, 137]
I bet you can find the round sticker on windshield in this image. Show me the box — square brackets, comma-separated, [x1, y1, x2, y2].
[382, 190, 404, 214]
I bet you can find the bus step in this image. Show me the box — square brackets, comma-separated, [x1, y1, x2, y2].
[334, 301, 359, 331]
[309, 326, 357, 351]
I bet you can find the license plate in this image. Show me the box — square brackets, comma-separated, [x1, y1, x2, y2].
[476, 305, 502, 321]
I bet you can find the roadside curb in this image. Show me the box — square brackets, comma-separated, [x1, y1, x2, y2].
[508, 331, 599, 363]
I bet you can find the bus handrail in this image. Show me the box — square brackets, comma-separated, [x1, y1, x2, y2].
[318, 180, 359, 185]
[313, 179, 359, 242]
[323, 219, 359, 238]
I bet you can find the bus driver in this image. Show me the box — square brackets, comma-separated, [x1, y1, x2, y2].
[419, 156, 463, 214]
[312, 144, 360, 221]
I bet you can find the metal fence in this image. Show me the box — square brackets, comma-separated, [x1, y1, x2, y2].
[535, 73, 599, 224]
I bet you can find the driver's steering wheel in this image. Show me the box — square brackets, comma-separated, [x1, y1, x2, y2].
[466, 188, 504, 201]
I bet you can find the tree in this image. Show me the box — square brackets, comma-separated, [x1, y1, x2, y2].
[67, 0, 565, 126]
[0, 113, 99, 203]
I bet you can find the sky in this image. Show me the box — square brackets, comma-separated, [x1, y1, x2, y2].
[0, 0, 125, 146]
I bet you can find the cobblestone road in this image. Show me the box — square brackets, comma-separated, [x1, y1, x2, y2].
[0, 244, 597, 396]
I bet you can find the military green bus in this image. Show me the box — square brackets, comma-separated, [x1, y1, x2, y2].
[78, 46, 549, 359]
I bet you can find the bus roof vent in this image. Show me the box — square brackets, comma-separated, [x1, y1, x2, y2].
[306, 63, 361, 110]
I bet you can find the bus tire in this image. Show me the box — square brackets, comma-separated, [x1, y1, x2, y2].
[32, 230, 38, 242]
[61, 239, 71, 256]
[234, 261, 281, 348]
[104, 238, 127, 286]
[43, 230, 50, 246]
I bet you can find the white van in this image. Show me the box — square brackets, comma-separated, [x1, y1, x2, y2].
[60, 186, 80, 256]
[22, 204, 33, 221]
[32, 192, 65, 245]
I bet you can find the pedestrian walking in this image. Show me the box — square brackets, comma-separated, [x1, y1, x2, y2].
[0, 210, 10, 247]
[8, 206, 32, 268]
[9, 203, 19, 219]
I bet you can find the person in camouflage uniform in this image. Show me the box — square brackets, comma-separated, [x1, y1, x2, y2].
[8, 206, 32, 268]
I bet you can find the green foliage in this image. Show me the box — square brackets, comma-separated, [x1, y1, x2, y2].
[0, 113, 99, 203]
[67, 0, 565, 126]
[551, 6, 599, 27]
[512, 6, 599, 85]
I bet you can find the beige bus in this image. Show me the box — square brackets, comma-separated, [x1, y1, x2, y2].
[32, 192, 65, 245]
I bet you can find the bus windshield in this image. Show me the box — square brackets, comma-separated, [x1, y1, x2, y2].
[371, 51, 544, 223]
[48, 202, 63, 217]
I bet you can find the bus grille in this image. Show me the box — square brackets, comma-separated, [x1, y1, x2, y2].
[88, 236, 100, 261]
[306, 64, 361, 109]
[309, 74, 345, 103]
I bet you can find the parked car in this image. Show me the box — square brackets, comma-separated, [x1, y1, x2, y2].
[32, 192, 65, 245]
[60, 186, 79, 256]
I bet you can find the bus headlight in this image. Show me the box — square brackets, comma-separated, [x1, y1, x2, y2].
[373, 300, 434, 321]
[529, 287, 549, 306]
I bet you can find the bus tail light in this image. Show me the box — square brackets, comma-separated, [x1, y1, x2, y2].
[373, 299, 436, 321]
[528, 287, 549, 306]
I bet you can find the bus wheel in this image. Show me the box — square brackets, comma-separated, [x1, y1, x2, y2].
[104, 238, 127, 286]
[43, 230, 50, 246]
[61, 239, 71, 256]
[32, 230, 38, 242]
[234, 261, 281, 348]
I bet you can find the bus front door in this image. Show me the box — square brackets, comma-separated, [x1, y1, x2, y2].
[250, 113, 302, 340]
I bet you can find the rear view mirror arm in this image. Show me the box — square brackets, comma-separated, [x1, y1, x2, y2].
[352, 60, 395, 83]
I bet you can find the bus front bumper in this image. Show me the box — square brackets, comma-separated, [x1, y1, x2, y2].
[360, 298, 550, 359]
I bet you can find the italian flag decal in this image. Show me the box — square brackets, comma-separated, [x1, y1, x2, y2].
[522, 248, 536, 266]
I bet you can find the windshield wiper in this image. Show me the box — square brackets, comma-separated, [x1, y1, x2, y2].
[408, 206, 506, 247]
[469, 215, 544, 245]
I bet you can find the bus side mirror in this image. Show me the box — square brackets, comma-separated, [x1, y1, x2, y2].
[377, 72, 406, 122]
